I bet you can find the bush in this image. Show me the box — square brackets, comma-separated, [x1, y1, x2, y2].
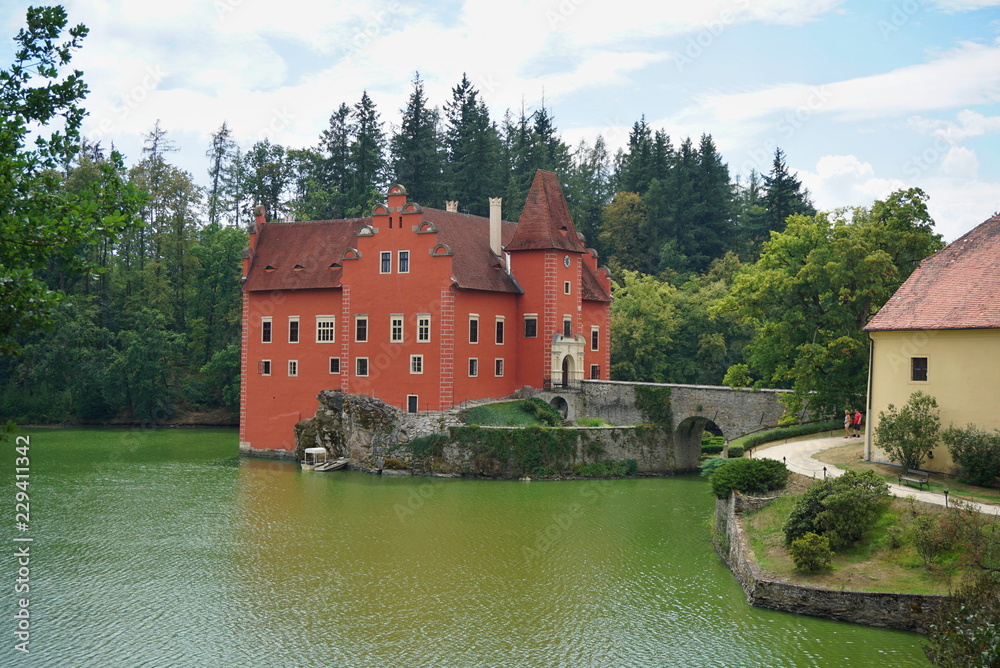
[912, 515, 951, 566]
[943, 424, 1000, 488]
[784, 470, 890, 550]
[727, 445, 745, 458]
[790, 532, 833, 572]
[708, 458, 789, 499]
[524, 397, 563, 426]
[874, 391, 940, 471]
[702, 444, 724, 455]
[407, 433, 447, 460]
[923, 571, 1000, 667]
[699, 456, 730, 477]
[739, 420, 841, 450]
[576, 417, 609, 427]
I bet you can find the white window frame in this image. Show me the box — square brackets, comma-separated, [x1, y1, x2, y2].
[524, 314, 538, 338]
[591, 326, 600, 351]
[469, 314, 479, 344]
[417, 314, 431, 343]
[494, 358, 504, 377]
[329, 357, 340, 374]
[260, 359, 271, 376]
[410, 354, 423, 375]
[316, 316, 336, 343]
[288, 316, 300, 343]
[380, 251, 392, 274]
[390, 314, 404, 343]
[495, 316, 505, 345]
[564, 281, 571, 295]
[356, 357, 369, 377]
[469, 357, 478, 377]
[261, 317, 272, 344]
[355, 315, 368, 343]
[590, 364, 600, 380]
[398, 250, 410, 274]
[288, 360, 298, 377]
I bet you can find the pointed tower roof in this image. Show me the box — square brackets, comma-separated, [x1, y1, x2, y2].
[505, 170, 587, 253]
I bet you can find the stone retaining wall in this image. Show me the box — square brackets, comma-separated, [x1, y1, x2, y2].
[713, 493, 946, 633]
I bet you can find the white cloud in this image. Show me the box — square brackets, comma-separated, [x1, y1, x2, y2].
[799, 155, 906, 212]
[908, 109, 1000, 141]
[938, 145, 980, 178]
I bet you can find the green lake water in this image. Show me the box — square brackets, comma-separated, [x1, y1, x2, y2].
[3, 427, 930, 666]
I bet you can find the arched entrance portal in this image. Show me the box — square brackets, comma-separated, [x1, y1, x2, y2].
[561, 355, 575, 388]
[674, 416, 726, 471]
[549, 395, 569, 419]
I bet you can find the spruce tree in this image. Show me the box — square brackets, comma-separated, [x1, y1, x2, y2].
[390, 73, 445, 207]
[443, 73, 502, 216]
[347, 91, 387, 215]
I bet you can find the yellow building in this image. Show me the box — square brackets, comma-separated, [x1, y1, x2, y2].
[864, 214, 1000, 473]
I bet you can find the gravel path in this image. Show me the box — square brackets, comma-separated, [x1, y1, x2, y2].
[753, 435, 1000, 516]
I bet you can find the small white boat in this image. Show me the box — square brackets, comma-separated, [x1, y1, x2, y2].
[302, 447, 328, 471]
[314, 457, 349, 472]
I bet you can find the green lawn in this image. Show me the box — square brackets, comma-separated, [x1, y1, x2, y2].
[459, 401, 549, 427]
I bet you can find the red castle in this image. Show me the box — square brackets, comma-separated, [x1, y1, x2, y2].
[239, 170, 612, 453]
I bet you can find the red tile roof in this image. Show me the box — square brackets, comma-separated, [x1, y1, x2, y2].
[581, 263, 612, 302]
[506, 170, 587, 253]
[865, 214, 1000, 332]
[243, 211, 522, 294]
[243, 219, 366, 292]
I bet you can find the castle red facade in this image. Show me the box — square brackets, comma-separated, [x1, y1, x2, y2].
[239, 170, 612, 453]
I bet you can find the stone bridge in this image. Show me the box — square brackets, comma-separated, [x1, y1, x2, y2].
[536, 380, 795, 471]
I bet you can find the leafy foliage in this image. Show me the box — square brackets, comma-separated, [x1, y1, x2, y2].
[874, 391, 941, 471]
[719, 190, 943, 418]
[923, 571, 1000, 668]
[943, 424, 1000, 488]
[790, 532, 833, 572]
[783, 470, 890, 550]
[708, 458, 789, 499]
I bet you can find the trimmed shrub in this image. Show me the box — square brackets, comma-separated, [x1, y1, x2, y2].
[790, 532, 833, 572]
[708, 458, 789, 499]
[524, 397, 563, 426]
[943, 424, 1000, 488]
[784, 470, 890, 550]
[702, 444, 724, 455]
[727, 445, 745, 458]
[699, 456, 729, 477]
[740, 420, 841, 450]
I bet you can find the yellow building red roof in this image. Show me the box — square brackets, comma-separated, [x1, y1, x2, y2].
[865, 214, 1000, 332]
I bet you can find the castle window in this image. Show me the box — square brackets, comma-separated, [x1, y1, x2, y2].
[563, 318, 572, 337]
[288, 317, 300, 343]
[398, 250, 410, 273]
[564, 281, 571, 295]
[355, 316, 368, 342]
[591, 326, 599, 351]
[410, 355, 423, 374]
[911, 357, 928, 382]
[390, 315, 404, 343]
[590, 364, 600, 380]
[261, 317, 272, 343]
[524, 315, 537, 338]
[356, 357, 369, 377]
[469, 358, 478, 377]
[494, 358, 504, 377]
[495, 317, 505, 345]
[288, 360, 298, 377]
[469, 315, 479, 344]
[380, 251, 391, 274]
[329, 357, 340, 374]
[417, 315, 431, 343]
[316, 316, 336, 343]
[259, 360, 271, 376]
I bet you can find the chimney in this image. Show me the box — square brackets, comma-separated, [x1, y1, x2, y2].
[446, 200, 458, 213]
[489, 197, 502, 258]
[253, 204, 266, 232]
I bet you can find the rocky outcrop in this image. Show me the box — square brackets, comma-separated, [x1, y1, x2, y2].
[294, 390, 450, 471]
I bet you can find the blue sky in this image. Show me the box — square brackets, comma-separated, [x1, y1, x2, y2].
[3, 0, 999, 240]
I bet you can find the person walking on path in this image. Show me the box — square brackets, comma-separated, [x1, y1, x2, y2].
[852, 409, 863, 438]
[844, 409, 853, 438]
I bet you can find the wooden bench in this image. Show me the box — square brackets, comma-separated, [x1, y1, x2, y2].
[898, 468, 930, 489]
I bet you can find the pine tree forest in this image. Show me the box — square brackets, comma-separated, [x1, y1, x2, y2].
[2, 66, 943, 425]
